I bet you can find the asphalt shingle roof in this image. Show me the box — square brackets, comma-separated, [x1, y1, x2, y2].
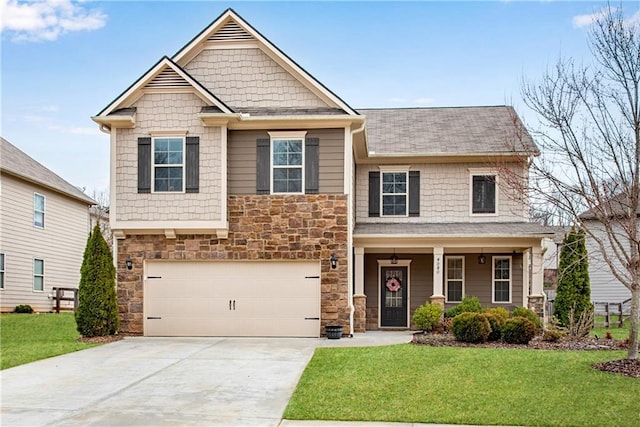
[1, 137, 96, 205]
[354, 222, 556, 238]
[357, 106, 537, 156]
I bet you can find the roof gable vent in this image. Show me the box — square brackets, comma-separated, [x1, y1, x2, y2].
[145, 68, 191, 89]
[208, 19, 253, 42]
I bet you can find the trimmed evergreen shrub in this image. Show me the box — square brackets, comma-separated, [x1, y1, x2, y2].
[542, 329, 563, 342]
[482, 312, 505, 341]
[412, 302, 443, 332]
[554, 227, 593, 326]
[503, 317, 537, 344]
[452, 312, 491, 343]
[75, 224, 119, 337]
[14, 304, 34, 313]
[484, 307, 510, 321]
[511, 307, 542, 332]
[444, 296, 483, 318]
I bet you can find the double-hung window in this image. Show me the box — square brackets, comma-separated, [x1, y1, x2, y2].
[471, 174, 496, 214]
[445, 256, 464, 303]
[34, 193, 45, 228]
[271, 136, 304, 193]
[381, 172, 408, 216]
[33, 259, 44, 292]
[493, 256, 511, 303]
[0, 253, 5, 289]
[153, 137, 184, 192]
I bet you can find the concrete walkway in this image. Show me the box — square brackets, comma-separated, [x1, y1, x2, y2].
[1, 332, 414, 427]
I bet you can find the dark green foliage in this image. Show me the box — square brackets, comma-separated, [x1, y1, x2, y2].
[482, 312, 505, 341]
[510, 307, 542, 332]
[554, 227, 593, 327]
[503, 317, 537, 344]
[412, 302, 443, 332]
[452, 312, 491, 343]
[75, 224, 119, 337]
[14, 305, 33, 314]
[444, 296, 483, 318]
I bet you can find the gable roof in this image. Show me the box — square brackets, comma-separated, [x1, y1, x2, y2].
[95, 56, 233, 118]
[0, 137, 96, 205]
[358, 106, 537, 157]
[172, 8, 358, 116]
[579, 191, 640, 220]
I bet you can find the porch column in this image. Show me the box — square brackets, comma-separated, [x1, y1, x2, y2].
[528, 245, 545, 319]
[353, 247, 366, 332]
[523, 248, 531, 307]
[431, 247, 445, 307]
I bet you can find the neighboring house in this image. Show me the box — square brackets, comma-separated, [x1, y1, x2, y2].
[580, 196, 636, 303]
[0, 138, 96, 312]
[92, 9, 554, 337]
[89, 205, 112, 250]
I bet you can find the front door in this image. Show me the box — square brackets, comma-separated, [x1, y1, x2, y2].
[380, 266, 408, 327]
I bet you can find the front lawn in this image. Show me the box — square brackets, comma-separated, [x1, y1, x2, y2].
[0, 313, 99, 370]
[285, 344, 638, 427]
[591, 316, 631, 340]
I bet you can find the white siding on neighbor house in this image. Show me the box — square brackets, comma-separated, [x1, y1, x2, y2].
[0, 174, 89, 312]
[356, 162, 529, 223]
[183, 48, 329, 110]
[115, 92, 223, 222]
[585, 220, 632, 303]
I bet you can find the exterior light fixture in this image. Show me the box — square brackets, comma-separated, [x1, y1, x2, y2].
[478, 250, 486, 265]
[330, 254, 337, 269]
[125, 257, 133, 270]
[391, 250, 398, 265]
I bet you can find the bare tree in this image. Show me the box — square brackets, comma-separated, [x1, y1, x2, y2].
[90, 189, 112, 250]
[513, 7, 639, 359]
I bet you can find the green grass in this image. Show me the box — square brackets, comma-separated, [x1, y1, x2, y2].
[285, 344, 638, 427]
[0, 313, 99, 370]
[591, 316, 631, 340]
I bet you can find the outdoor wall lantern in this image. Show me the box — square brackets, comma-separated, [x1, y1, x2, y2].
[330, 254, 338, 269]
[390, 250, 398, 265]
[478, 250, 486, 265]
[125, 257, 133, 270]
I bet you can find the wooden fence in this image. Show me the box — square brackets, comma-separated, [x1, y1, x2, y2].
[52, 287, 78, 313]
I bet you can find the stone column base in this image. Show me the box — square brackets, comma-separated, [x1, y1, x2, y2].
[528, 295, 546, 323]
[353, 294, 367, 333]
[430, 295, 445, 308]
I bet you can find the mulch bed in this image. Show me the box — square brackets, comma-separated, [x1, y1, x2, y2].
[77, 335, 124, 344]
[412, 332, 640, 378]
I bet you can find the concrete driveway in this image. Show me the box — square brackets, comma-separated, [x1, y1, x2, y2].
[0, 332, 412, 427]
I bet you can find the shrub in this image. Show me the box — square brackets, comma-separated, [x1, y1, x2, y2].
[482, 312, 505, 341]
[76, 224, 119, 337]
[445, 296, 483, 318]
[511, 307, 542, 332]
[555, 227, 592, 326]
[452, 312, 491, 343]
[441, 317, 453, 332]
[503, 317, 537, 344]
[14, 304, 34, 314]
[484, 307, 510, 321]
[412, 302, 443, 332]
[542, 329, 563, 342]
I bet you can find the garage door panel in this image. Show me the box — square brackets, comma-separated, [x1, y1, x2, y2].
[144, 261, 321, 337]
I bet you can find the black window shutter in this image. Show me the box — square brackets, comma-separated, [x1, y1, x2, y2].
[305, 137, 319, 194]
[137, 137, 151, 193]
[368, 171, 380, 217]
[409, 170, 420, 217]
[256, 138, 270, 194]
[185, 136, 199, 193]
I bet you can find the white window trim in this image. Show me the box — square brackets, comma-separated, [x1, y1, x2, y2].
[33, 258, 44, 293]
[468, 168, 499, 217]
[492, 255, 512, 304]
[0, 253, 5, 290]
[445, 256, 465, 303]
[380, 170, 409, 218]
[268, 131, 307, 195]
[152, 136, 186, 194]
[34, 193, 45, 228]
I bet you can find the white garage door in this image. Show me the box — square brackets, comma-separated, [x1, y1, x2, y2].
[144, 261, 321, 337]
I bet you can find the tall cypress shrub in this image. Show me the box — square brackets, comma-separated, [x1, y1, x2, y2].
[76, 224, 119, 337]
[554, 227, 592, 326]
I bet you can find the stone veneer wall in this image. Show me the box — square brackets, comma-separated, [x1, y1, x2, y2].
[117, 194, 348, 335]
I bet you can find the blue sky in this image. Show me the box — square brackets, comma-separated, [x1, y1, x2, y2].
[2, 0, 639, 197]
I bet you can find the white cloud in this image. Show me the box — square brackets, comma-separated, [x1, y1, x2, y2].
[48, 124, 102, 136]
[389, 97, 406, 104]
[414, 97, 435, 105]
[572, 8, 613, 28]
[41, 105, 60, 112]
[0, 0, 106, 42]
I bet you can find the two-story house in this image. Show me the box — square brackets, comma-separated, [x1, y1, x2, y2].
[93, 9, 554, 337]
[0, 137, 96, 312]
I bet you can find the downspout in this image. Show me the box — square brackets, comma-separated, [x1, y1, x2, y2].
[347, 120, 366, 337]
